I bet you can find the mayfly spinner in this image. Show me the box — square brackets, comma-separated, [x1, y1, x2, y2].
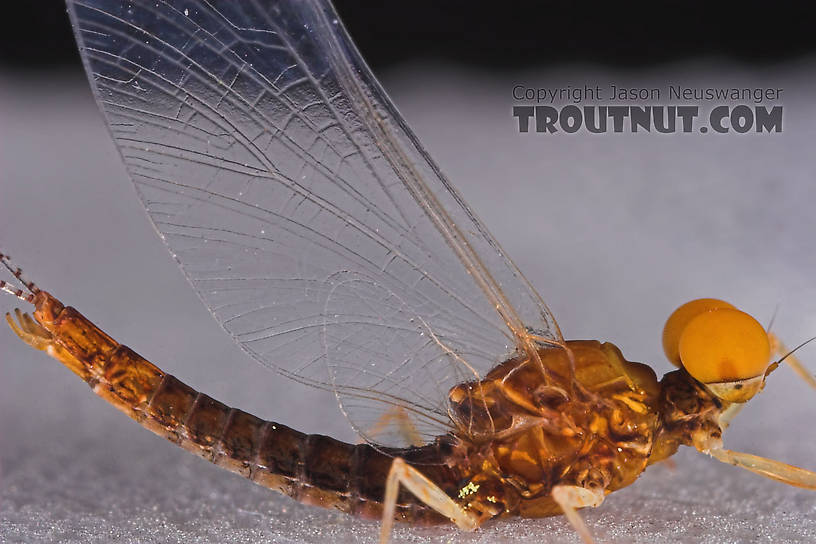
[3, 1, 816, 543]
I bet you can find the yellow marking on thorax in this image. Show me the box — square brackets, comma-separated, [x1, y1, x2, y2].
[611, 394, 649, 414]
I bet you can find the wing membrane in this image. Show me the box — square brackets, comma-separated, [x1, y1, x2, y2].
[66, 0, 561, 448]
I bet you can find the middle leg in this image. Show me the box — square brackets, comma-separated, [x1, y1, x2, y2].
[551, 484, 605, 544]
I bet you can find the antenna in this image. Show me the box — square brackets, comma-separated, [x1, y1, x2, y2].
[768, 332, 816, 391]
[765, 303, 780, 333]
[778, 336, 816, 365]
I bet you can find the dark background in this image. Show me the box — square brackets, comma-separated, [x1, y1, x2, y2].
[2, 2, 814, 72]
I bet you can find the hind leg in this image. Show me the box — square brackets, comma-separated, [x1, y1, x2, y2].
[364, 406, 424, 447]
[379, 457, 480, 544]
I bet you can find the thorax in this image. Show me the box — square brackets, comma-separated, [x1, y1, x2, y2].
[446, 340, 663, 517]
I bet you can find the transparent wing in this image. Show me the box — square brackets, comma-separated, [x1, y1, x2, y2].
[66, 0, 562, 448]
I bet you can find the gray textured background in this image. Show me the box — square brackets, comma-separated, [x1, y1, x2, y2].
[1, 59, 815, 542]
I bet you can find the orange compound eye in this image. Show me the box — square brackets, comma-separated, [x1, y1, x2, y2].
[678, 308, 771, 384]
[662, 298, 736, 367]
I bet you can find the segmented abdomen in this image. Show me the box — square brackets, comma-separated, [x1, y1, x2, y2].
[32, 291, 454, 524]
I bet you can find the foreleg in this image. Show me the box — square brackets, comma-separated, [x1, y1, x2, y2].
[707, 447, 816, 489]
[768, 332, 816, 390]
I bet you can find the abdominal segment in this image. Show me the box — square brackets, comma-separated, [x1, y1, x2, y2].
[14, 290, 456, 525]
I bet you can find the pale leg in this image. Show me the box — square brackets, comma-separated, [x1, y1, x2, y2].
[551, 485, 605, 544]
[365, 406, 424, 447]
[379, 457, 479, 544]
[708, 447, 816, 489]
[768, 332, 816, 390]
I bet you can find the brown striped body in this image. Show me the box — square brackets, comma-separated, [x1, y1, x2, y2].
[17, 290, 721, 528]
[26, 290, 457, 525]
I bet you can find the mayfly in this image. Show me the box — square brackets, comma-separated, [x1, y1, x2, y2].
[2, 1, 816, 543]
